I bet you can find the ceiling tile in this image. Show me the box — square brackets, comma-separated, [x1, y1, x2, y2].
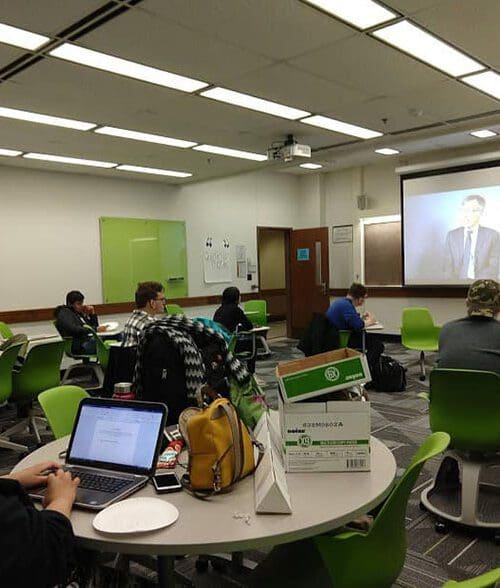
[0, 44, 25, 70]
[142, 0, 356, 60]
[0, 0, 112, 36]
[382, 0, 448, 15]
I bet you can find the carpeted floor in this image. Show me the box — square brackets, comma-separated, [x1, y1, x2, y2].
[1, 337, 498, 587]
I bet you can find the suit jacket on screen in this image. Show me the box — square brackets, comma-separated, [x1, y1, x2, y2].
[444, 225, 499, 280]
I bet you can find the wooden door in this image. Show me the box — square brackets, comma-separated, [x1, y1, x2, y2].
[290, 227, 330, 337]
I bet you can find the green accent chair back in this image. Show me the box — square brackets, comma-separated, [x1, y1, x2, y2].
[228, 329, 257, 362]
[12, 340, 64, 402]
[243, 300, 267, 327]
[38, 385, 89, 438]
[166, 303, 184, 315]
[401, 307, 440, 380]
[93, 333, 111, 371]
[0, 343, 24, 405]
[442, 567, 500, 587]
[315, 432, 450, 588]
[0, 321, 14, 339]
[338, 330, 351, 348]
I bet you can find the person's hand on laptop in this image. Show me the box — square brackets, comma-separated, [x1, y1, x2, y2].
[43, 469, 80, 519]
[2, 461, 62, 488]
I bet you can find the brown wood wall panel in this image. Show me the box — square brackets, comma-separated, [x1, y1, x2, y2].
[364, 222, 402, 286]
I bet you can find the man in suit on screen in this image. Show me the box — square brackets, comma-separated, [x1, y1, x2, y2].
[444, 194, 499, 281]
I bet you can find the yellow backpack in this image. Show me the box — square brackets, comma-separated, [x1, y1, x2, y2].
[179, 398, 263, 495]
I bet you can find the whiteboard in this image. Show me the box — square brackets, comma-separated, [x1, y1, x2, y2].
[203, 237, 232, 283]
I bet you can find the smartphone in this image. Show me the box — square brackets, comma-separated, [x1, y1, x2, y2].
[152, 472, 182, 493]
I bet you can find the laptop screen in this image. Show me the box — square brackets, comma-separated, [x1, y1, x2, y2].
[67, 400, 166, 475]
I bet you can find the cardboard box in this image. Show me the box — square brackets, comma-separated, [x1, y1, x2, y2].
[278, 394, 371, 472]
[276, 348, 371, 404]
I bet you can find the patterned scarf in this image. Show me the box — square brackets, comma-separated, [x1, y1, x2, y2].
[134, 314, 250, 399]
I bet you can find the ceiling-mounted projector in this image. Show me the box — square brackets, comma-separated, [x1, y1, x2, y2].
[267, 134, 311, 162]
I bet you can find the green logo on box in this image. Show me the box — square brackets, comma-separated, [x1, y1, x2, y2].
[298, 434, 312, 447]
[324, 366, 340, 382]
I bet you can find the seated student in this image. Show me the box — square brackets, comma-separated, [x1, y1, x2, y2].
[121, 281, 165, 348]
[438, 278, 500, 374]
[0, 462, 80, 588]
[213, 286, 256, 373]
[54, 290, 107, 355]
[326, 282, 383, 367]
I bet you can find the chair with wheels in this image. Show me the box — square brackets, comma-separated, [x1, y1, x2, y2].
[38, 385, 89, 438]
[420, 369, 500, 538]
[401, 307, 440, 380]
[0, 342, 27, 452]
[0, 321, 14, 339]
[1, 340, 64, 446]
[442, 567, 500, 587]
[314, 432, 450, 588]
[166, 304, 184, 315]
[243, 300, 271, 357]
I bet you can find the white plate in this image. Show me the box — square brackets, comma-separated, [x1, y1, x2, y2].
[102, 321, 119, 330]
[93, 497, 179, 534]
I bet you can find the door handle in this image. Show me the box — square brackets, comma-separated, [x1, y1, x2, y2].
[321, 282, 328, 296]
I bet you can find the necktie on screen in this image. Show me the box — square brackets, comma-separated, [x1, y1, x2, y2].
[460, 229, 472, 279]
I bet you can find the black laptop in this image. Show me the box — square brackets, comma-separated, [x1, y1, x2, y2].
[31, 398, 167, 510]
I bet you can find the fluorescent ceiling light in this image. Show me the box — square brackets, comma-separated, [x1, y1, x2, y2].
[23, 152, 117, 168]
[301, 115, 382, 139]
[95, 126, 196, 148]
[200, 87, 310, 120]
[373, 21, 483, 77]
[303, 0, 396, 30]
[462, 70, 500, 100]
[0, 147, 22, 157]
[0, 105, 96, 130]
[470, 129, 497, 138]
[49, 43, 208, 93]
[300, 163, 323, 169]
[0, 22, 49, 50]
[375, 147, 400, 155]
[116, 164, 192, 178]
[193, 144, 267, 161]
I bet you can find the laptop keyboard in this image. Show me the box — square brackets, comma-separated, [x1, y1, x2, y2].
[68, 469, 133, 494]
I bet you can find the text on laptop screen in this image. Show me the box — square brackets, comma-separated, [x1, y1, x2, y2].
[69, 404, 163, 470]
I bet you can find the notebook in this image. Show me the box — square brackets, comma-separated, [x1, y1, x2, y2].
[31, 398, 167, 510]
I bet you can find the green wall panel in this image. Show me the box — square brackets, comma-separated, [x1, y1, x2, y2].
[100, 217, 188, 303]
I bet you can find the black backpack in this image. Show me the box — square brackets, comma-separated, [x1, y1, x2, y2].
[369, 355, 406, 392]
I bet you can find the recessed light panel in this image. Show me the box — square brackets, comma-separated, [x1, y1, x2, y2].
[303, 0, 396, 30]
[200, 87, 310, 120]
[116, 164, 192, 178]
[373, 21, 483, 77]
[0, 148, 22, 157]
[0, 106, 96, 130]
[0, 22, 49, 50]
[375, 148, 400, 155]
[300, 163, 323, 169]
[193, 144, 267, 161]
[95, 126, 196, 148]
[301, 115, 382, 139]
[49, 43, 208, 93]
[462, 71, 500, 100]
[470, 129, 497, 138]
[23, 152, 117, 168]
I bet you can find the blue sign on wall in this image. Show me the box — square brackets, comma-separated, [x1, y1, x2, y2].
[297, 247, 310, 261]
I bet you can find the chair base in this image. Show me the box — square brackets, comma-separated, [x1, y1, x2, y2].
[405, 350, 437, 381]
[256, 335, 272, 358]
[62, 362, 103, 389]
[421, 449, 500, 530]
[0, 414, 48, 451]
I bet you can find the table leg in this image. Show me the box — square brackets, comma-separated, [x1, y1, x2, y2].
[157, 555, 175, 587]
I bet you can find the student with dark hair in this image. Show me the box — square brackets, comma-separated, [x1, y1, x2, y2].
[0, 462, 79, 588]
[121, 281, 165, 347]
[213, 287, 256, 372]
[54, 290, 107, 355]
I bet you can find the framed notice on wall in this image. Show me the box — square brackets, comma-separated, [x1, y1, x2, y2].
[332, 225, 353, 243]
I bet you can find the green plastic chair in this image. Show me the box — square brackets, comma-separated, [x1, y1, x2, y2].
[0, 321, 14, 339]
[314, 432, 450, 588]
[38, 385, 89, 438]
[92, 332, 111, 371]
[401, 307, 440, 381]
[166, 303, 184, 315]
[420, 369, 500, 533]
[338, 329, 351, 348]
[243, 300, 267, 327]
[442, 567, 500, 587]
[0, 343, 24, 406]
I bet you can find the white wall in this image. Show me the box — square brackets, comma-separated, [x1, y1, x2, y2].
[0, 165, 300, 311]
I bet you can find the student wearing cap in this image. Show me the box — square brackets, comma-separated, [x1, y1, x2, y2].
[438, 279, 500, 374]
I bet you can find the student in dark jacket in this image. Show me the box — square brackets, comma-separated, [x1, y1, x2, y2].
[214, 287, 256, 373]
[54, 290, 107, 355]
[0, 461, 80, 588]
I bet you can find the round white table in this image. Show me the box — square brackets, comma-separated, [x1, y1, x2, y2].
[14, 436, 396, 586]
